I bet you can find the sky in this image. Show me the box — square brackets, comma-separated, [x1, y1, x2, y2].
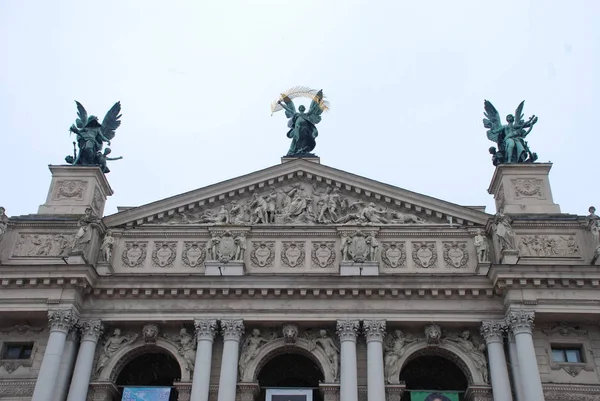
[1, 0, 599, 218]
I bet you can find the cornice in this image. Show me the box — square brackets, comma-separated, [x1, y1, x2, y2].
[490, 265, 600, 292]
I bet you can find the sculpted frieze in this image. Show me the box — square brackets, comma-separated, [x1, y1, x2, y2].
[281, 242, 305, 268]
[412, 242, 438, 268]
[443, 241, 469, 268]
[382, 242, 406, 268]
[182, 242, 206, 267]
[151, 242, 177, 268]
[122, 242, 148, 267]
[12, 233, 73, 257]
[511, 178, 543, 198]
[53, 180, 87, 200]
[518, 235, 581, 257]
[312, 242, 336, 268]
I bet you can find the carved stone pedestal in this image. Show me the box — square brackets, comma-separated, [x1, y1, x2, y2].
[205, 260, 245, 276]
[385, 384, 406, 401]
[488, 163, 560, 214]
[236, 382, 260, 401]
[340, 261, 379, 276]
[319, 383, 340, 401]
[87, 381, 119, 401]
[95, 261, 115, 275]
[464, 385, 493, 401]
[38, 165, 113, 216]
[501, 249, 519, 264]
[174, 381, 192, 401]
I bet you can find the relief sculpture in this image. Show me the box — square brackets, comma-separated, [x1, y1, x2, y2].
[182, 242, 206, 267]
[281, 242, 305, 268]
[381, 242, 406, 268]
[239, 329, 274, 379]
[206, 231, 246, 262]
[152, 242, 177, 267]
[443, 242, 469, 268]
[95, 329, 138, 376]
[518, 235, 580, 257]
[250, 242, 275, 267]
[122, 242, 147, 267]
[412, 242, 438, 268]
[13, 234, 73, 257]
[312, 242, 336, 268]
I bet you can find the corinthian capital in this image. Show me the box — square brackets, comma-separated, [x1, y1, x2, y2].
[48, 309, 78, 333]
[220, 319, 244, 341]
[480, 320, 506, 344]
[336, 320, 359, 342]
[506, 310, 535, 335]
[194, 319, 217, 341]
[363, 320, 386, 342]
[80, 319, 104, 342]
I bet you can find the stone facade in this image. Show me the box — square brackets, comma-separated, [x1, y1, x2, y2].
[0, 159, 599, 401]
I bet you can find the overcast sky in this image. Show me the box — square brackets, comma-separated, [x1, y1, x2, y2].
[1, 1, 598, 218]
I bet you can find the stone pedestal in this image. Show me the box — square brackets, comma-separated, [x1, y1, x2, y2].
[340, 261, 379, 276]
[464, 385, 493, 401]
[205, 260, 245, 276]
[174, 382, 193, 401]
[281, 156, 320, 164]
[318, 384, 340, 401]
[235, 383, 260, 401]
[384, 384, 406, 401]
[87, 382, 119, 401]
[488, 163, 560, 214]
[501, 249, 519, 264]
[38, 165, 113, 216]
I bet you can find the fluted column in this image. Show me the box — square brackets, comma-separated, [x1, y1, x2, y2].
[507, 332, 525, 401]
[337, 320, 359, 401]
[217, 319, 244, 401]
[66, 320, 104, 401]
[481, 321, 512, 401]
[363, 320, 386, 401]
[32, 309, 78, 401]
[190, 319, 217, 401]
[506, 311, 545, 401]
[52, 329, 80, 401]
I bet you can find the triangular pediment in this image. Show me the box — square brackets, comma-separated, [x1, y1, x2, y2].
[103, 159, 490, 228]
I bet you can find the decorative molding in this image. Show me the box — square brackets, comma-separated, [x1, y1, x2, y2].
[511, 178, 544, 198]
[542, 322, 588, 337]
[363, 320, 386, 342]
[550, 364, 592, 377]
[543, 384, 600, 401]
[336, 320, 359, 342]
[1, 358, 34, 374]
[0, 380, 36, 396]
[0, 325, 44, 335]
[53, 180, 88, 200]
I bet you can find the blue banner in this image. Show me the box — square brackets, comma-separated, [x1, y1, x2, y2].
[122, 387, 171, 401]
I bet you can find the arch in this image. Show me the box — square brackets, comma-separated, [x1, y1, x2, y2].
[98, 338, 191, 382]
[242, 338, 335, 383]
[396, 341, 485, 385]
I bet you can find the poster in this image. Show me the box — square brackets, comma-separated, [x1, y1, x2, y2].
[122, 387, 172, 401]
[410, 391, 460, 401]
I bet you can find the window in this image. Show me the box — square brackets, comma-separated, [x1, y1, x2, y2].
[551, 346, 583, 363]
[2, 343, 33, 360]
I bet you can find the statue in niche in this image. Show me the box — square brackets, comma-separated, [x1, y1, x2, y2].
[0, 207, 8, 240]
[71, 207, 101, 254]
[492, 212, 516, 251]
[167, 328, 196, 373]
[239, 329, 274, 379]
[444, 331, 488, 383]
[95, 328, 138, 375]
[340, 233, 352, 261]
[271, 87, 329, 157]
[483, 100, 538, 165]
[66, 101, 122, 171]
[309, 329, 340, 381]
[384, 330, 420, 384]
[473, 229, 490, 263]
[100, 230, 115, 262]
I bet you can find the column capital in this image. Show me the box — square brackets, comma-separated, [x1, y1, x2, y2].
[80, 319, 104, 342]
[194, 319, 218, 341]
[480, 320, 507, 344]
[220, 319, 244, 341]
[336, 320, 359, 342]
[48, 309, 78, 333]
[506, 310, 535, 335]
[363, 320, 386, 342]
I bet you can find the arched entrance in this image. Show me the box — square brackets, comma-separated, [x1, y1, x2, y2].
[400, 355, 468, 401]
[257, 352, 325, 401]
[116, 351, 182, 401]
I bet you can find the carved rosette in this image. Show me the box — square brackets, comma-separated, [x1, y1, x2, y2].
[194, 319, 217, 342]
[312, 242, 336, 268]
[182, 242, 206, 267]
[282, 324, 299, 345]
[412, 242, 438, 268]
[443, 242, 469, 268]
[80, 320, 104, 342]
[250, 242, 275, 267]
[281, 242, 305, 268]
[336, 320, 359, 342]
[506, 310, 535, 335]
[122, 242, 147, 267]
[152, 242, 177, 268]
[221, 319, 244, 341]
[480, 321, 506, 344]
[48, 309, 78, 333]
[363, 320, 386, 343]
[381, 242, 406, 268]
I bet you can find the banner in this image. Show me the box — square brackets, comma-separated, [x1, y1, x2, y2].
[410, 391, 460, 401]
[122, 387, 172, 401]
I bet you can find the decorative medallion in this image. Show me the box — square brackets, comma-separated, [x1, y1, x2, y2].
[348, 231, 369, 263]
[381, 242, 406, 268]
[152, 242, 177, 268]
[281, 242, 305, 268]
[511, 178, 543, 198]
[216, 231, 236, 261]
[412, 242, 437, 268]
[443, 242, 469, 268]
[182, 242, 206, 267]
[122, 242, 147, 267]
[53, 180, 87, 200]
[250, 242, 275, 267]
[312, 242, 336, 268]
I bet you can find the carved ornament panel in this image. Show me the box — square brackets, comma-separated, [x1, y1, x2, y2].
[281, 242, 305, 268]
[12, 234, 73, 257]
[91, 187, 105, 214]
[250, 242, 275, 268]
[412, 242, 438, 268]
[511, 178, 544, 199]
[152, 242, 177, 267]
[518, 235, 581, 257]
[182, 242, 206, 267]
[381, 242, 406, 268]
[53, 180, 87, 200]
[122, 242, 148, 267]
[312, 242, 336, 268]
[443, 241, 469, 268]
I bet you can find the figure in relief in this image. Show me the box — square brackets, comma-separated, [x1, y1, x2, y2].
[95, 328, 138, 375]
[587, 206, 600, 244]
[0, 207, 8, 240]
[249, 193, 269, 224]
[239, 329, 273, 379]
[71, 207, 101, 254]
[310, 329, 340, 381]
[100, 230, 115, 262]
[206, 235, 220, 260]
[366, 231, 379, 261]
[492, 213, 515, 251]
[229, 201, 249, 225]
[444, 331, 488, 383]
[340, 233, 352, 261]
[167, 328, 196, 373]
[473, 229, 490, 263]
[384, 330, 420, 384]
[390, 211, 425, 224]
[483, 100, 538, 165]
[234, 233, 247, 260]
[281, 184, 314, 222]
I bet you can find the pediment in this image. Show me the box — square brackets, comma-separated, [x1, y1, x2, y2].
[103, 159, 490, 228]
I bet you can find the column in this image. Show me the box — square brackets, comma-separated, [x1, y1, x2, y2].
[190, 319, 217, 401]
[506, 311, 545, 401]
[217, 319, 244, 401]
[32, 309, 78, 401]
[480, 321, 513, 401]
[66, 320, 104, 401]
[507, 332, 525, 401]
[363, 320, 386, 401]
[337, 320, 359, 401]
[52, 329, 80, 401]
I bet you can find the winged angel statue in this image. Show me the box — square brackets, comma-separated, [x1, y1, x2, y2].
[66, 101, 123, 173]
[271, 87, 330, 157]
[483, 100, 538, 165]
